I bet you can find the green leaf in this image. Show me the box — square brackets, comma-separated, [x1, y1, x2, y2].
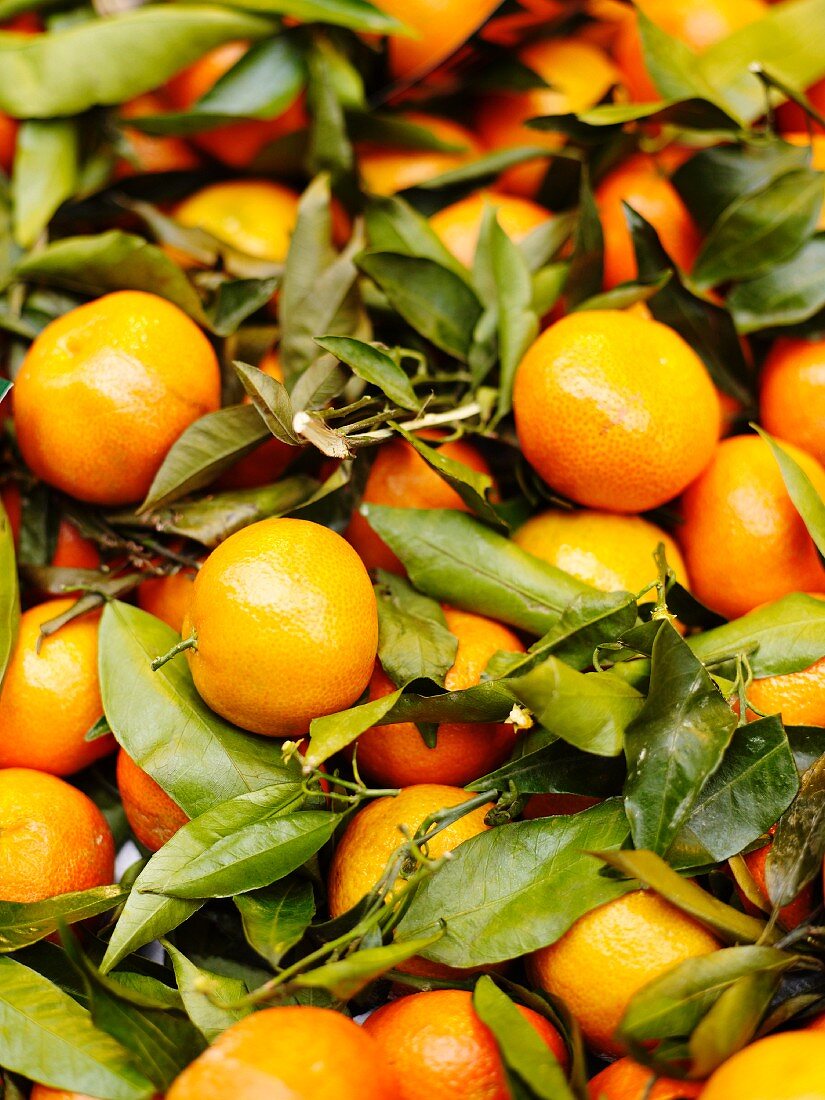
[206, 276, 280, 337]
[638, 9, 730, 105]
[691, 169, 824, 289]
[294, 932, 443, 1000]
[234, 360, 301, 445]
[12, 119, 77, 248]
[305, 35, 354, 180]
[473, 977, 575, 1100]
[199, 0, 409, 34]
[756, 426, 825, 558]
[0, 957, 154, 1099]
[0, 494, 19, 691]
[376, 571, 457, 688]
[469, 732, 626, 798]
[688, 968, 781, 1077]
[306, 687, 403, 767]
[508, 658, 643, 757]
[99, 601, 300, 818]
[235, 878, 315, 967]
[414, 146, 554, 192]
[765, 753, 825, 907]
[0, 886, 128, 954]
[357, 252, 483, 362]
[163, 941, 250, 1043]
[0, 7, 273, 117]
[729, 235, 825, 332]
[316, 336, 418, 410]
[565, 167, 603, 307]
[363, 193, 469, 281]
[397, 800, 633, 967]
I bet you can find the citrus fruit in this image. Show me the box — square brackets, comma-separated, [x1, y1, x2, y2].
[183, 517, 378, 737]
[678, 435, 825, 619]
[0, 112, 16, 174]
[137, 565, 198, 634]
[345, 433, 493, 574]
[174, 179, 300, 263]
[356, 606, 524, 787]
[328, 784, 490, 917]
[0, 485, 101, 570]
[117, 93, 199, 177]
[166, 1005, 398, 1100]
[116, 748, 189, 852]
[0, 599, 115, 776]
[700, 1031, 825, 1100]
[476, 36, 618, 196]
[363, 988, 568, 1099]
[0, 768, 115, 902]
[777, 81, 825, 133]
[513, 509, 688, 600]
[13, 290, 221, 506]
[377, 0, 503, 82]
[734, 836, 816, 930]
[587, 1057, 703, 1099]
[359, 111, 481, 195]
[530, 891, 720, 1055]
[31, 1090, 115, 1100]
[430, 189, 551, 268]
[760, 335, 825, 465]
[513, 310, 720, 513]
[594, 155, 702, 288]
[745, 653, 825, 728]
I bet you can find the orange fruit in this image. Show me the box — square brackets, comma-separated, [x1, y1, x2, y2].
[31, 1090, 116, 1100]
[678, 435, 825, 620]
[614, 0, 768, 103]
[377, 0, 503, 82]
[116, 93, 199, 177]
[363, 988, 568, 1099]
[809, 1013, 825, 1032]
[777, 81, 825, 134]
[700, 1031, 825, 1100]
[116, 748, 189, 852]
[523, 793, 602, 818]
[345, 433, 493, 574]
[0, 599, 115, 776]
[0, 485, 101, 570]
[183, 517, 378, 737]
[173, 179, 300, 263]
[356, 606, 524, 787]
[0, 768, 115, 902]
[165, 40, 308, 166]
[760, 335, 825, 465]
[513, 310, 720, 513]
[359, 111, 481, 195]
[594, 155, 702, 288]
[328, 784, 490, 918]
[13, 291, 221, 506]
[735, 837, 816, 930]
[587, 1057, 703, 1099]
[746, 657, 825, 728]
[513, 509, 688, 600]
[0, 112, 16, 174]
[430, 190, 552, 268]
[476, 37, 618, 197]
[166, 1005, 398, 1100]
[530, 891, 720, 1056]
[137, 565, 198, 634]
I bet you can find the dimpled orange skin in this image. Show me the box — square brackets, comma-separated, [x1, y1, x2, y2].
[328, 784, 491, 918]
[760, 336, 825, 465]
[356, 607, 524, 788]
[0, 768, 115, 902]
[345, 434, 494, 574]
[1, 486, 101, 570]
[476, 37, 618, 197]
[587, 1057, 703, 1099]
[377, 0, 503, 82]
[117, 749, 189, 853]
[13, 291, 221, 507]
[530, 891, 720, 1056]
[513, 311, 720, 514]
[0, 599, 116, 776]
[678, 435, 825, 620]
[594, 156, 702, 288]
[359, 112, 481, 196]
[747, 657, 825, 728]
[184, 518, 378, 737]
[701, 1031, 825, 1100]
[167, 1005, 398, 1100]
[430, 190, 552, 269]
[174, 179, 300, 263]
[364, 989, 568, 1100]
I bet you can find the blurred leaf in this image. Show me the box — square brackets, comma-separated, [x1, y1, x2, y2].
[164, 941, 250, 1043]
[235, 878, 315, 967]
[363, 193, 469, 280]
[565, 167, 602, 307]
[576, 271, 671, 312]
[688, 968, 781, 1077]
[293, 932, 443, 999]
[12, 119, 77, 248]
[729, 235, 825, 332]
[0, 495, 19, 691]
[766, 753, 825, 907]
[376, 571, 457, 688]
[0, 887, 127, 954]
[316, 335, 418, 409]
[638, 9, 731, 106]
[414, 146, 553, 192]
[202, 0, 408, 33]
[305, 35, 355, 179]
[756, 426, 825, 557]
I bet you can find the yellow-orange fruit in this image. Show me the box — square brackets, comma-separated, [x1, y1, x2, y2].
[430, 190, 551, 268]
[701, 1032, 825, 1100]
[760, 335, 825, 465]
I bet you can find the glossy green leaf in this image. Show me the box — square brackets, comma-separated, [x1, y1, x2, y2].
[757, 426, 825, 557]
[306, 687, 403, 767]
[235, 878, 315, 967]
[234, 360, 301, 445]
[528, 589, 639, 673]
[164, 941, 250, 1042]
[0, 494, 19, 692]
[765, 752, 825, 907]
[469, 733, 626, 798]
[0, 886, 127, 954]
[12, 119, 77, 248]
[375, 571, 457, 688]
[316, 336, 418, 410]
[294, 932, 443, 1000]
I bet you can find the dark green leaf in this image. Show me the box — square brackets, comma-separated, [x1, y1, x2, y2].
[206, 276, 280, 337]
[234, 360, 301, 444]
[12, 119, 77, 248]
[756, 426, 825, 558]
[375, 571, 457, 688]
[565, 167, 603, 307]
[470, 733, 626, 798]
[235, 878, 315, 967]
[305, 35, 354, 179]
[729, 235, 825, 332]
[688, 969, 781, 1077]
[294, 932, 443, 1000]
[0, 887, 127, 954]
[765, 753, 825, 907]
[316, 336, 418, 410]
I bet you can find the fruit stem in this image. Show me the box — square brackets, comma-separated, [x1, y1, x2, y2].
[151, 632, 197, 671]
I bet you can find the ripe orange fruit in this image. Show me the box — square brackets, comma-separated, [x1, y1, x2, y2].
[513, 509, 688, 600]
[0, 485, 101, 570]
[0, 599, 115, 776]
[183, 517, 378, 737]
[363, 988, 568, 1099]
[166, 1005, 398, 1100]
[760, 336, 825, 466]
[137, 565, 198, 634]
[13, 291, 221, 506]
[735, 837, 816, 930]
[587, 1057, 703, 1099]
[359, 111, 481, 195]
[476, 36, 618, 197]
[430, 190, 552, 268]
[173, 179, 300, 263]
[614, 0, 767, 103]
[328, 784, 490, 918]
[345, 433, 494, 574]
[377, 0, 502, 82]
[530, 891, 720, 1056]
[513, 310, 720, 513]
[116, 749, 189, 852]
[164, 40, 308, 166]
[356, 606, 524, 787]
[0, 768, 115, 902]
[31, 1090, 116, 1100]
[0, 112, 16, 174]
[594, 155, 702, 288]
[700, 1031, 825, 1100]
[116, 93, 199, 177]
[678, 435, 825, 620]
